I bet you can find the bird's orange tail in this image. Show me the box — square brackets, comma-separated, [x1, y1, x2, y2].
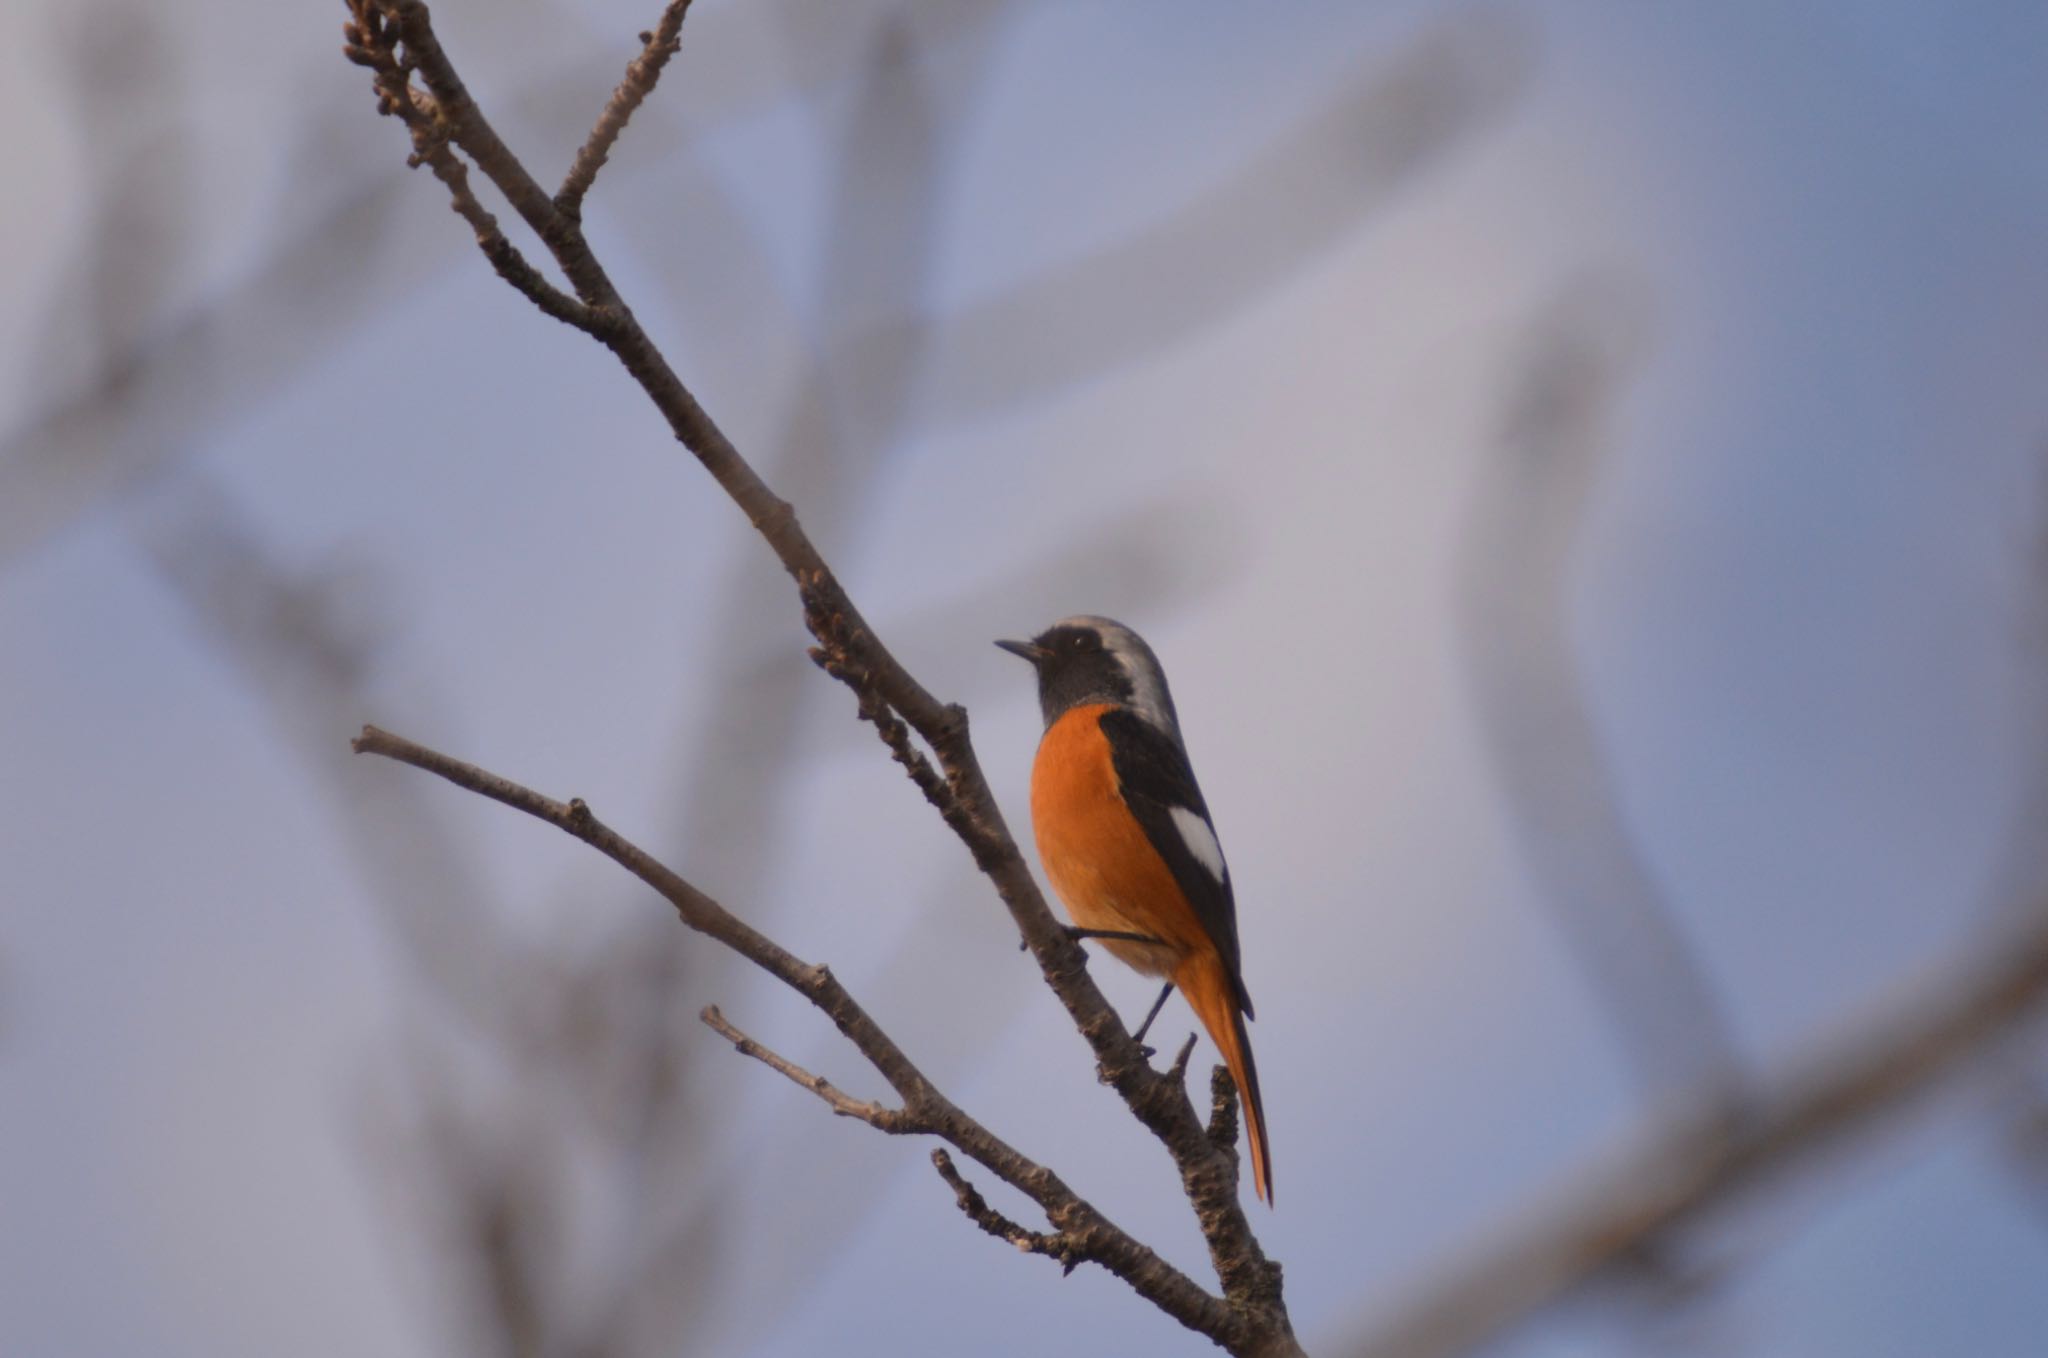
[1174, 950, 1272, 1205]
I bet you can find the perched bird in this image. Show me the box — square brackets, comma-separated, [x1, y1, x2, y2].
[998, 616, 1271, 1205]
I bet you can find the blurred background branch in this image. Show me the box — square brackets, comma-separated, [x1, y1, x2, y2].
[1348, 895, 2048, 1358]
[1459, 280, 1742, 1111]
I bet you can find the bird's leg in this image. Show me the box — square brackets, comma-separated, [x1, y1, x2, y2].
[1056, 928, 1174, 1058]
[1063, 926, 1166, 948]
[1129, 981, 1175, 1054]
[1028, 925, 1170, 952]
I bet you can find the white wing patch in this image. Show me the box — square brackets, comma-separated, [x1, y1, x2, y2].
[1168, 805, 1227, 883]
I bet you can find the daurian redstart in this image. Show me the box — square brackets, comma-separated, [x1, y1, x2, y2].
[999, 616, 1271, 1205]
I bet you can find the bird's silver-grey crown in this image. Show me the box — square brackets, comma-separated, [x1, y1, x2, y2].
[998, 614, 1184, 741]
[1053, 615, 1180, 738]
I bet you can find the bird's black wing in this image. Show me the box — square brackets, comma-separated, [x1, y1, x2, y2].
[1098, 708, 1254, 1017]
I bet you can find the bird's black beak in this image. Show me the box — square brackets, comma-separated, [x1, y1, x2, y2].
[995, 638, 1046, 664]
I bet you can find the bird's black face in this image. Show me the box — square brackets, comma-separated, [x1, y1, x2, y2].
[997, 622, 1134, 727]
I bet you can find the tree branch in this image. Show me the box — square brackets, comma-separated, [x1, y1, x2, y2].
[341, 4, 1298, 1351]
[415, 130, 599, 329]
[350, 723, 1263, 1351]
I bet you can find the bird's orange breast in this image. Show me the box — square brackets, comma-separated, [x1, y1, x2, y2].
[1030, 704, 1204, 977]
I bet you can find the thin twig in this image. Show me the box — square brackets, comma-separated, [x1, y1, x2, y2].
[701, 1004, 917, 1131]
[418, 135, 599, 329]
[345, 6, 598, 329]
[557, 1, 696, 214]
[814, 630, 956, 819]
[932, 1149, 1086, 1274]
[372, 0, 590, 284]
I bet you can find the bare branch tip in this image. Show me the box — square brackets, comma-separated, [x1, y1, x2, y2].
[351, 723, 397, 756]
